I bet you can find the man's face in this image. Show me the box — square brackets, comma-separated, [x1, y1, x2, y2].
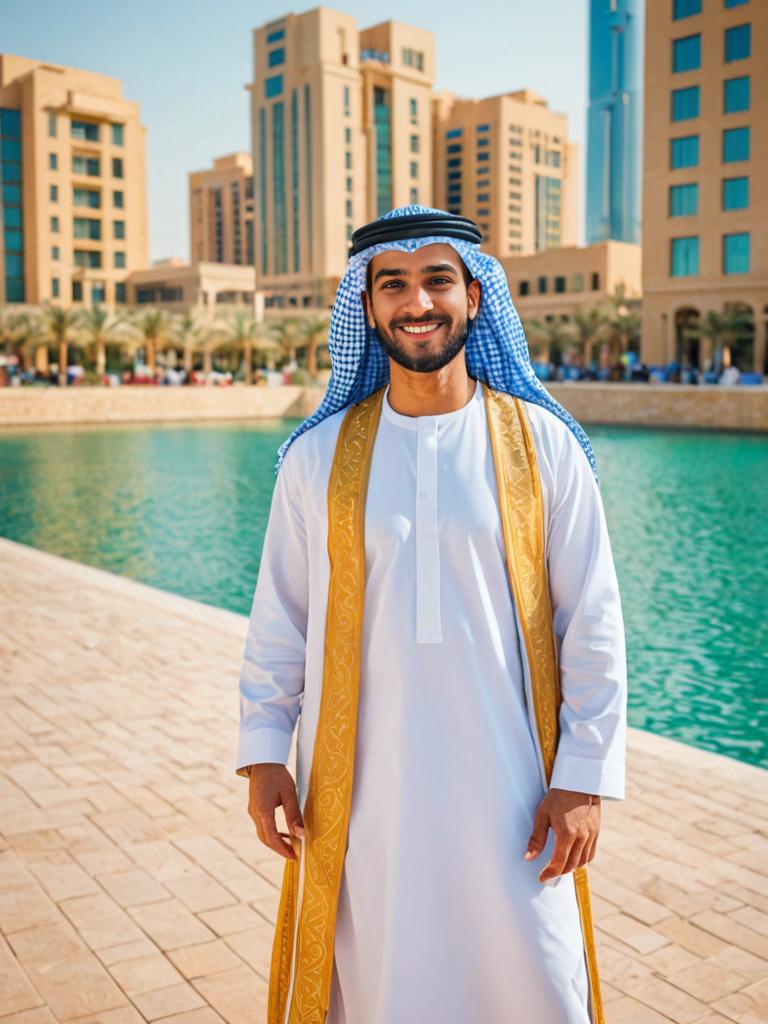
[362, 243, 481, 374]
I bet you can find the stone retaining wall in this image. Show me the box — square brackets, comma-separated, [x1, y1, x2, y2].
[1, 382, 767, 432]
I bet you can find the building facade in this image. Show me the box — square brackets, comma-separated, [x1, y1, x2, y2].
[0, 54, 148, 307]
[433, 89, 579, 260]
[586, 0, 643, 244]
[189, 153, 255, 267]
[641, 0, 766, 372]
[250, 10, 435, 310]
[126, 260, 256, 317]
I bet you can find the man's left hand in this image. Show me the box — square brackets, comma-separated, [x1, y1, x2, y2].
[524, 788, 601, 883]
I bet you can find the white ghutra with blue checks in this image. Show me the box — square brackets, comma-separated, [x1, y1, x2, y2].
[276, 206, 598, 482]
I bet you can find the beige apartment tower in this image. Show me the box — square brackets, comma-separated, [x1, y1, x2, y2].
[641, 0, 767, 372]
[189, 153, 255, 267]
[250, 9, 434, 309]
[0, 54, 148, 307]
[433, 89, 579, 261]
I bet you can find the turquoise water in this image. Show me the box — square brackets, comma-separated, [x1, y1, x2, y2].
[1, 419, 766, 768]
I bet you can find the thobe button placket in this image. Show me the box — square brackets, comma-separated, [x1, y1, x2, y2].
[415, 419, 442, 644]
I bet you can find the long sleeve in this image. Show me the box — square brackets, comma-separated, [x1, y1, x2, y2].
[235, 445, 308, 776]
[546, 428, 627, 800]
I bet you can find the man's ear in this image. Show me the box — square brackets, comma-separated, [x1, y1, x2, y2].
[361, 290, 375, 329]
[468, 278, 481, 321]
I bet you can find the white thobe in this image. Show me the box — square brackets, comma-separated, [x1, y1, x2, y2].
[237, 380, 627, 1023]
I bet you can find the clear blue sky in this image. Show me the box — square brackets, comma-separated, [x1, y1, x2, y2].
[2, 0, 589, 260]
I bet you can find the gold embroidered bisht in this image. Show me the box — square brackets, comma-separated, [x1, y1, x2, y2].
[266, 382, 605, 1024]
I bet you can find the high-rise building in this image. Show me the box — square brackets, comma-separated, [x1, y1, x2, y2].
[586, 0, 643, 245]
[433, 90, 579, 260]
[189, 153, 255, 267]
[0, 54, 148, 306]
[250, 10, 434, 309]
[641, 0, 766, 373]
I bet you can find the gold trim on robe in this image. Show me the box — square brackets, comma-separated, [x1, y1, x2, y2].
[268, 382, 604, 1024]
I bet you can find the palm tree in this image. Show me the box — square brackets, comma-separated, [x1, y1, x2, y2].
[696, 307, 753, 371]
[605, 285, 641, 358]
[524, 318, 576, 364]
[571, 307, 610, 366]
[41, 304, 79, 386]
[132, 308, 168, 376]
[268, 316, 302, 367]
[0, 306, 29, 372]
[171, 313, 204, 375]
[299, 315, 330, 380]
[78, 305, 129, 378]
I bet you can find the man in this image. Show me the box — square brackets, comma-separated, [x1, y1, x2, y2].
[236, 207, 626, 1024]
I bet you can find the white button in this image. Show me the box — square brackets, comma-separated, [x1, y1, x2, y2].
[419, 491, 428, 500]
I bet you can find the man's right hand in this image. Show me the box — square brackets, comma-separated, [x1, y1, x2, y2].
[247, 763, 304, 861]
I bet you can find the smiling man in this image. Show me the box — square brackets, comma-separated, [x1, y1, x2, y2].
[236, 206, 626, 1024]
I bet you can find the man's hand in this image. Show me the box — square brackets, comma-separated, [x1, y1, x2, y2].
[524, 788, 601, 883]
[247, 763, 304, 861]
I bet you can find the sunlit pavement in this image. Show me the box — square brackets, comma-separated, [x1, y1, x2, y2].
[1, 538, 767, 1023]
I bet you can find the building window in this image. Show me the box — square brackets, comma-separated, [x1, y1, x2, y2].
[74, 187, 100, 208]
[265, 74, 284, 100]
[268, 48, 285, 67]
[554, 276, 566, 293]
[114, 219, 125, 239]
[478, 192, 490, 202]
[410, 161, 418, 179]
[410, 187, 419, 204]
[591, 272, 600, 290]
[346, 176, 352, 192]
[724, 76, 750, 113]
[114, 251, 126, 268]
[49, 152, 58, 170]
[50, 215, 60, 233]
[447, 171, 461, 181]
[410, 134, 419, 154]
[73, 155, 100, 176]
[725, 24, 751, 62]
[71, 119, 100, 142]
[113, 189, 124, 208]
[722, 176, 749, 209]
[51, 245, 60, 260]
[402, 48, 425, 71]
[91, 282, 106, 303]
[725, 0, 748, 5]
[72, 280, 83, 302]
[345, 199, 352, 218]
[671, 236, 700, 276]
[345, 151, 352, 169]
[723, 232, 750, 273]
[51, 277, 60, 298]
[669, 182, 699, 215]
[673, 0, 701, 17]
[49, 184, 58, 202]
[723, 126, 750, 162]
[48, 113, 57, 137]
[343, 85, 351, 116]
[266, 27, 285, 43]
[272, 101, 287, 274]
[73, 217, 101, 240]
[477, 152, 490, 162]
[345, 127, 351, 144]
[670, 134, 699, 168]
[477, 208, 490, 217]
[111, 123, 124, 146]
[446, 127, 462, 140]
[409, 97, 418, 125]
[673, 34, 701, 72]
[447, 158, 462, 169]
[115, 282, 126, 303]
[374, 87, 392, 216]
[671, 86, 700, 120]
[519, 280, 529, 296]
[112, 157, 123, 178]
[537, 276, 547, 294]
[477, 137, 490, 148]
[74, 249, 102, 268]
[571, 273, 584, 291]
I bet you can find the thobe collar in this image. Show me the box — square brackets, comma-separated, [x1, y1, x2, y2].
[381, 377, 482, 432]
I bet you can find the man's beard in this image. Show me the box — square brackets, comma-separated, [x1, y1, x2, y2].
[372, 314, 470, 373]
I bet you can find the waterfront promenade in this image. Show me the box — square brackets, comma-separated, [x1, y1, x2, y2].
[1, 537, 767, 1023]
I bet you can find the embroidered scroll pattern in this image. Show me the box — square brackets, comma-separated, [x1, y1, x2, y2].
[279, 389, 384, 1024]
[483, 385, 604, 1024]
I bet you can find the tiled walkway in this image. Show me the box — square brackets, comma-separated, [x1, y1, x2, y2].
[1, 538, 766, 1023]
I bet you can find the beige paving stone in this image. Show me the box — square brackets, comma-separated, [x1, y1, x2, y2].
[127, 899, 216, 951]
[656, 917, 730, 958]
[690, 910, 768, 960]
[626, 975, 711, 1023]
[222, 924, 273, 980]
[198, 904, 267, 938]
[599, 913, 670, 955]
[584, 995, 674, 1023]
[0, 1009, 57, 1024]
[95, 938, 161, 966]
[0, 936, 45, 1017]
[131, 983, 206, 1021]
[21, 850, 101, 901]
[107, 953, 186, 995]
[668, 958, 750, 1001]
[642, 943, 700, 975]
[7, 921, 127, 1022]
[0, 884, 60, 934]
[167, 940, 243, 980]
[191, 965, 268, 1024]
[0, 850, 36, 890]
[58, 893, 146, 950]
[161, 870, 237, 914]
[96, 868, 171, 908]
[57, 1007, 144, 1024]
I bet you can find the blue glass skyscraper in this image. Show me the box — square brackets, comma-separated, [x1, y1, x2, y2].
[586, 0, 642, 244]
